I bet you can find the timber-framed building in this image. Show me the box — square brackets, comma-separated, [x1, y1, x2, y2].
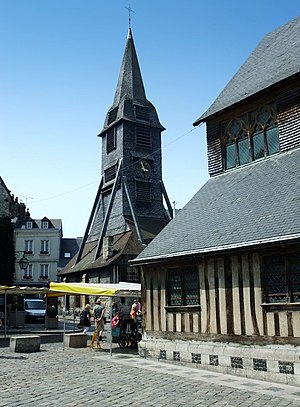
[132, 16, 300, 385]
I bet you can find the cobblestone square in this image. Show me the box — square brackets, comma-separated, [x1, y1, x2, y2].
[0, 341, 300, 406]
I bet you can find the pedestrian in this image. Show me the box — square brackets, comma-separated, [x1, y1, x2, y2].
[90, 298, 105, 349]
[79, 304, 92, 334]
[111, 299, 119, 317]
[111, 311, 122, 328]
[129, 300, 138, 332]
[130, 300, 138, 322]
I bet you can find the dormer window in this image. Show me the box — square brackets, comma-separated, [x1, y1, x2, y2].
[224, 104, 279, 170]
[42, 221, 49, 229]
[26, 221, 33, 229]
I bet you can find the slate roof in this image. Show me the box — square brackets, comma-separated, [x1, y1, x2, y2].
[58, 238, 82, 269]
[194, 16, 300, 125]
[15, 217, 62, 230]
[132, 148, 300, 264]
[60, 230, 144, 275]
[32, 219, 62, 230]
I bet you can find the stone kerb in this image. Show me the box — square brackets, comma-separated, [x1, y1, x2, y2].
[64, 333, 87, 348]
[10, 335, 41, 353]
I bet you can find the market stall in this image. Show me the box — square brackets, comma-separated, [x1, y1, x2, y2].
[0, 282, 141, 355]
[0, 285, 49, 337]
[48, 282, 141, 354]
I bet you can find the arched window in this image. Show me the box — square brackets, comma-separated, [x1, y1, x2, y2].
[224, 104, 279, 170]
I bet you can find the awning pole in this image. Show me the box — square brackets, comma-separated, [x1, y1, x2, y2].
[109, 297, 112, 356]
[4, 292, 7, 338]
[44, 296, 48, 330]
[63, 294, 66, 351]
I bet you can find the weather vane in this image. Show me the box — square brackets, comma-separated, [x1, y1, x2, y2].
[125, 4, 134, 29]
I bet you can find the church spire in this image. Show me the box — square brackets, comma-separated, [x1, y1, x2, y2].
[99, 28, 164, 137]
[112, 28, 146, 106]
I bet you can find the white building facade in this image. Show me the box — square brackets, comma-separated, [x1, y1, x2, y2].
[14, 215, 62, 287]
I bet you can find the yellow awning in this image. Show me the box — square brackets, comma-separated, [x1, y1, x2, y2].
[48, 282, 141, 297]
[0, 282, 140, 298]
[48, 282, 117, 297]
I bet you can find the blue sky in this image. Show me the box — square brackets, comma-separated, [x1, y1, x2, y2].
[1, 1, 299, 237]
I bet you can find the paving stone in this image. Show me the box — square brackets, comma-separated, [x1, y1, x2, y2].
[0, 342, 300, 406]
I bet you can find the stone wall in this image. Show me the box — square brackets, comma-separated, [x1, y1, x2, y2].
[139, 337, 300, 386]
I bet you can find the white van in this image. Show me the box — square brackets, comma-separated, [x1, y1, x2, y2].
[24, 298, 46, 321]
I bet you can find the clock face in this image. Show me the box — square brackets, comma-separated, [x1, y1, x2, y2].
[134, 159, 151, 179]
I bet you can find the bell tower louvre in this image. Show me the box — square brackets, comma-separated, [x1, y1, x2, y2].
[60, 28, 172, 284]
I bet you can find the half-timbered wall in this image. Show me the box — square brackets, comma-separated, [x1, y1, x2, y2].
[142, 252, 300, 341]
[140, 247, 300, 385]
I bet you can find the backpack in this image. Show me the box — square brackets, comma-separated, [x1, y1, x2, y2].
[77, 311, 84, 329]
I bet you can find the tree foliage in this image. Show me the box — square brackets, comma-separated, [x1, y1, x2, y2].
[0, 217, 15, 286]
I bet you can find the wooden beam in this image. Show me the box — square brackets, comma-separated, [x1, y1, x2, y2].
[75, 177, 103, 265]
[123, 176, 144, 244]
[94, 159, 123, 261]
[160, 180, 173, 219]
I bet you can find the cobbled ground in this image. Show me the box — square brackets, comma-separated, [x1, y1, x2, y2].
[0, 342, 300, 406]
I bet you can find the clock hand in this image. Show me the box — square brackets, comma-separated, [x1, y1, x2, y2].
[140, 161, 148, 172]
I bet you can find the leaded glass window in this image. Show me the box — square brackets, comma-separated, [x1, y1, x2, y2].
[291, 254, 300, 302]
[264, 255, 287, 303]
[223, 104, 279, 170]
[238, 137, 250, 165]
[253, 131, 265, 159]
[264, 253, 300, 303]
[226, 142, 236, 169]
[167, 266, 199, 306]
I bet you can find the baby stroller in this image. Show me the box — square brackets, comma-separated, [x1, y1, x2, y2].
[117, 317, 142, 349]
